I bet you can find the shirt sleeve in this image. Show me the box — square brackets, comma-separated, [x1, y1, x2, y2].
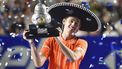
[74, 39, 88, 59]
[40, 37, 52, 58]
[75, 39, 88, 52]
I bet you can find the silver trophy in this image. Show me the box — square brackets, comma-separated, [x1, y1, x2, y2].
[26, 0, 59, 39]
[32, 0, 51, 24]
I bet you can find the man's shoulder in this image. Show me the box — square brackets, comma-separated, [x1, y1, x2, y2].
[46, 37, 56, 41]
[77, 38, 88, 44]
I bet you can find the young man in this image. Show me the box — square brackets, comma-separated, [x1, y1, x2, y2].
[23, 2, 101, 69]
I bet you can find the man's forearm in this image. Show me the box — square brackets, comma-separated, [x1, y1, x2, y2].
[56, 37, 82, 61]
[58, 43, 76, 61]
[29, 41, 44, 67]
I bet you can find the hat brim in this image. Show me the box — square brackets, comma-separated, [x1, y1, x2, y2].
[48, 2, 101, 32]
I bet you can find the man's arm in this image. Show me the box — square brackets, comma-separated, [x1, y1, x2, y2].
[56, 37, 88, 61]
[29, 40, 47, 67]
[23, 30, 47, 67]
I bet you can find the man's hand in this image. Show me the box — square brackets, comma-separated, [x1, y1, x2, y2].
[23, 30, 33, 43]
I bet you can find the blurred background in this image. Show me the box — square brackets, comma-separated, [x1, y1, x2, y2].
[0, 0, 122, 37]
[0, 0, 122, 69]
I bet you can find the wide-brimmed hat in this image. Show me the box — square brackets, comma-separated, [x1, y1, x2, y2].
[48, 2, 101, 32]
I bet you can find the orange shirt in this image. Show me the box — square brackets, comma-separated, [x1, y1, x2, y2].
[40, 35, 88, 69]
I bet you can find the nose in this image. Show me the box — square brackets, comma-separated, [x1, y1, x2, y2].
[71, 21, 77, 26]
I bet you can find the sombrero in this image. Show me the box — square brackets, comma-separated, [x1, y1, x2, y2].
[48, 2, 101, 32]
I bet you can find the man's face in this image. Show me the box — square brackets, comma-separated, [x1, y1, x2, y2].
[63, 16, 81, 33]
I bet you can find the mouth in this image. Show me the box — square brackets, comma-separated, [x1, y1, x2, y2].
[68, 26, 75, 31]
[70, 26, 75, 29]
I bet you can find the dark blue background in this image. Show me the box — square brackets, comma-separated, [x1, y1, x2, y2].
[0, 36, 122, 69]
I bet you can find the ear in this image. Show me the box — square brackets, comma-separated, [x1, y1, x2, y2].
[62, 19, 66, 25]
